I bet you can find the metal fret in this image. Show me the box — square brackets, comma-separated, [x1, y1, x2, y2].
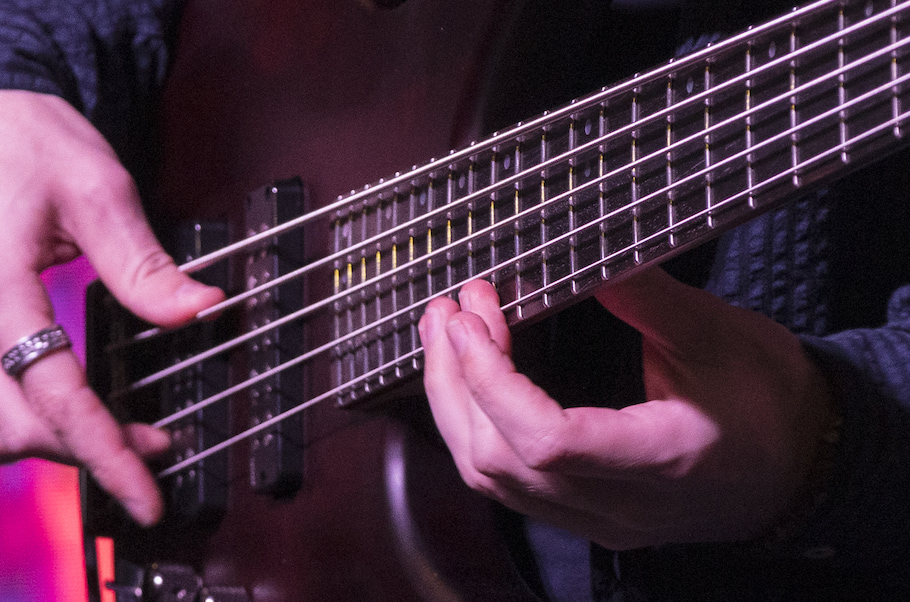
[745, 41, 757, 207]
[892, 0, 904, 137]
[704, 59, 715, 228]
[666, 74, 678, 247]
[839, 6, 849, 162]
[790, 20, 800, 187]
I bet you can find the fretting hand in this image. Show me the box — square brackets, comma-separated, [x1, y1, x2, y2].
[419, 269, 834, 549]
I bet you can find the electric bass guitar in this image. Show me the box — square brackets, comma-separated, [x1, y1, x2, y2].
[82, 0, 910, 599]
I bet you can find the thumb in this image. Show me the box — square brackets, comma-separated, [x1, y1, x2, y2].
[62, 171, 224, 328]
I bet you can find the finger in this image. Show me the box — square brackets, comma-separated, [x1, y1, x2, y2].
[121, 424, 172, 459]
[57, 165, 224, 328]
[445, 310, 721, 479]
[420, 296, 472, 447]
[456, 280, 511, 354]
[19, 351, 165, 526]
[0, 371, 68, 461]
[0, 270, 163, 525]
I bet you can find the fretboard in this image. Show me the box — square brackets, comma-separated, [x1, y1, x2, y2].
[326, 0, 910, 405]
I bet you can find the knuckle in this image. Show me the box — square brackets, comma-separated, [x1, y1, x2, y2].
[472, 451, 505, 481]
[76, 158, 137, 206]
[131, 247, 178, 284]
[464, 444, 512, 501]
[459, 467, 502, 502]
[518, 427, 569, 471]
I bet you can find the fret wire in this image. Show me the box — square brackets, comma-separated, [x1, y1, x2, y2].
[568, 119, 579, 293]
[598, 106, 608, 280]
[391, 191, 402, 367]
[489, 152, 498, 288]
[468, 157, 477, 281]
[893, 0, 904, 137]
[666, 73, 677, 247]
[746, 41, 756, 207]
[144, 1, 905, 332]
[158, 102, 910, 477]
[513, 144, 522, 315]
[446, 172, 453, 292]
[631, 87, 641, 264]
[113, 30, 910, 382]
[704, 58, 714, 229]
[425, 180, 434, 300]
[790, 20, 800, 187]
[540, 128, 549, 307]
[839, 6, 849, 162]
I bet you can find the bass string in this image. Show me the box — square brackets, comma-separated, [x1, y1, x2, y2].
[152, 88, 910, 478]
[119, 30, 910, 396]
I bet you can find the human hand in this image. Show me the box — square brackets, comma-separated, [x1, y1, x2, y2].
[0, 90, 224, 526]
[419, 269, 834, 549]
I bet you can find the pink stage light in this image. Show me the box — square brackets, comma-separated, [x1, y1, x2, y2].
[0, 257, 96, 602]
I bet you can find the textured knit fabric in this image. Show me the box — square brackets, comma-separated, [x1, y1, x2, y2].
[0, 0, 178, 193]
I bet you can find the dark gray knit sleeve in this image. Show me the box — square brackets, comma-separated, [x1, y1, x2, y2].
[781, 289, 910, 581]
[0, 0, 176, 157]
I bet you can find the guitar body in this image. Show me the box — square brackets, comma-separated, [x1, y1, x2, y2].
[83, 1, 541, 600]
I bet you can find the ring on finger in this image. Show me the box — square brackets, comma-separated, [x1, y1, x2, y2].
[2, 324, 72, 378]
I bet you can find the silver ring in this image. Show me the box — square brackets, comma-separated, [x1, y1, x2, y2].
[2, 325, 72, 378]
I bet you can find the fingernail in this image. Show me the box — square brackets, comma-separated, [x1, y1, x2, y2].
[418, 306, 439, 345]
[459, 289, 473, 312]
[445, 318, 468, 354]
[149, 428, 172, 454]
[175, 281, 207, 300]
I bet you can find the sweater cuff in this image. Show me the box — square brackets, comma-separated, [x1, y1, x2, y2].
[753, 334, 910, 575]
